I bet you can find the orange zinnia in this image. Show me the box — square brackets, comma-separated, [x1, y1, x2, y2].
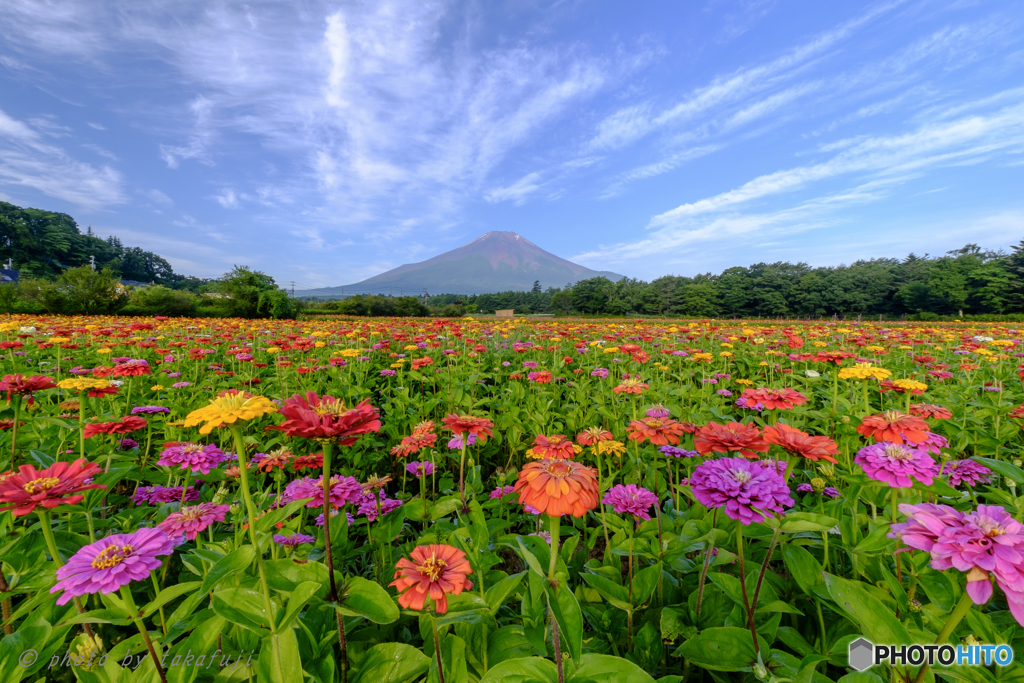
[514, 459, 600, 517]
[441, 414, 494, 443]
[763, 423, 838, 463]
[626, 417, 687, 446]
[390, 431, 437, 457]
[530, 434, 576, 460]
[856, 411, 930, 445]
[390, 544, 473, 614]
[576, 427, 613, 446]
[908, 404, 952, 420]
[694, 421, 769, 459]
[612, 378, 648, 394]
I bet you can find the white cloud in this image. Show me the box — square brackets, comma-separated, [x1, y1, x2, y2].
[213, 188, 239, 208]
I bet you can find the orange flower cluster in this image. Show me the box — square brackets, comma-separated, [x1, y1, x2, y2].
[856, 410, 930, 445]
[390, 420, 438, 457]
[514, 459, 599, 517]
[612, 378, 648, 394]
[441, 414, 494, 443]
[627, 417, 687, 446]
[530, 434, 576, 460]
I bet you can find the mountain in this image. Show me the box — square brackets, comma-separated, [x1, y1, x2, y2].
[294, 231, 624, 298]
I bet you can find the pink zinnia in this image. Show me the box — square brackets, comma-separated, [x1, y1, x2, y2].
[917, 432, 949, 455]
[602, 484, 659, 521]
[490, 485, 515, 499]
[891, 503, 1024, 626]
[158, 503, 230, 541]
[855, 442, 937, 488]
[157, 443, 228, 475]
[50, 527, 174, 605]
[690, 457, 794, 525]
[134, 485, 199, 505]
[942, 460, 992, 488]
[282, 475, 363, 509]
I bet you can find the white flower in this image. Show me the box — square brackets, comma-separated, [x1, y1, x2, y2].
[18, 326, 36, 334]
[805, 369, 820, 378]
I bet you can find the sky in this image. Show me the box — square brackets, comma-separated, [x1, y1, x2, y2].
[1, 0, 1023, 290]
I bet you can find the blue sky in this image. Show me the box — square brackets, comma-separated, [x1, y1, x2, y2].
[1, 0, 1022, 289]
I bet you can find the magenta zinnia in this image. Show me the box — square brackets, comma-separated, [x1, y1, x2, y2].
[942, 460, 992, 488]
[158, 503, 230, 541]
[890, 503, 1024, 626]
[50, 527, 175, 605]
[282, 474, 364, 509]
[157, 442, 228, 475]
[690, 457, 794, 525]
[854, 442, 937, 488]
[602, 484, 659, 521]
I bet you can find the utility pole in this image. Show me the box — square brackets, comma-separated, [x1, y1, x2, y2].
[290, 281, 295, 297]
[4, 258, 11, 271]
[89, 255, 95, 271]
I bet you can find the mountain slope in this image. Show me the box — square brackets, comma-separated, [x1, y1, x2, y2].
[295, 231, 624, 297]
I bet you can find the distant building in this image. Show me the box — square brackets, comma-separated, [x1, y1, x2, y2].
[119, 279, 153, 288]
[495, 309, 514, 318]
[0, 269, 19, 283]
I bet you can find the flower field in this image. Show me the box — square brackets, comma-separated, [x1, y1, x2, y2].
[1, 314, 1024, 683]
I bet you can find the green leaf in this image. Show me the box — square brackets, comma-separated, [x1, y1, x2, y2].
[486, 571, 527, 612]
[353, 643, 430, 683]
[264, 558, 330, 597]
[516, 537, 547, 578]
[915, 568, 955, 612]
[677, 627, 768, 672]
[488, 626, 538, 667]
[337, 576, 399, 624]
[256, 499, 309, 532]
[212, 587, 273, 634]
[200, 545, 255, 594]
[61, 608, 133, 626]
[166, 615, 227, 683]
[429, 634, 468, 683]
[142, 581, 202, 619]
[756, 600, 803, 615]
[432, 496, 464, 520]
[570, 654, 657, 683]
[257, 625, 302, 683]
[0, 617, 51, 683]
[274, 581, 320, 634]
[782, 544, 823, 598]
[479, 657, 557, 683]
[580, 573, 632, 612]
[632, 562, 662, 607]
[822, 573, 911, 646]
[547, 586, 583, 666]
[779, 512, 839, 533]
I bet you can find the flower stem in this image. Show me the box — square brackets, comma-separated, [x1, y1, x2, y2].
[120, 584, 167, 683]
[912, 590, 974, 683]
[736, 519, 759, 656]
[549, 604, 564, 683]
[548, 514, 561, 584]
[10, 395, 21, 468]
[228, 426, 275, 626]
[458, 439, 468, 508]
[431, 611, 445, 683]
[38, 510, 93, 638]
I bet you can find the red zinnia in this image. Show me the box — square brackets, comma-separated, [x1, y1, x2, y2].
[0, 459, 105, 516]
[856, 411, 930, 446]
[908, 404, 953, 420]
[530, 434, 576, 460]
[292, 453, 324, 471]
[0, 374, 56, 401]
[694, 421, 770, 459]
[738, 387, 807, 410]
[764, 423, 839, 463]
[83, 416, 148, 438]
[441, 414, 494, 443]
[391, 544, 473, 614]
[627, 417, 687, 446]
[270, 392, 381, 445]
[576, 427, 613, 446]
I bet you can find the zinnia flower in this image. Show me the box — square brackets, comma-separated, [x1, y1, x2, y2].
[736, 387, 807, 411]
[83, 416, 147, 438]
[158, 503, 229, 541]
[390, 544, 473, 614]
[690, 457, 794, 525]
[908, 404, 952, 420]
[694, 421, 770, 459]
[612, 378, 648, 394]
[514, 459, 600, 517]
[490, 485, 515, 499]
[942, 460, 992, 488]
[627, 417, 687, 446]
[857, 411, 931, 445]
[854, 442, 937, 488]
[602, 484, 659, 521]
[183, 390, 278, 434]
[405, 461, 435, 477]
[763, 423, 839, 463]
[530, 434, 577, 460]
[0, 459, 105, 516]
[282, 475, 364, 509]
[134, 486, 199, 505]
[130, 406, 171, 415]
[0, 374, 56, 400]
[890, 503, 1024, 626]
[50, 527, 174, 604]
[274, 533, 315, 546]
[660, 445, 698, 458]
[111, 360, 151, 377]
[441, 414, 494, 443]
[270, 392, 381, 445]
[576, 427, 613, 446]
[390, 431, 438, 457]
[157, 442, 228, 475]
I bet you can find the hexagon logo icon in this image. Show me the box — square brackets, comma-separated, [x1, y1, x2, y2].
[848, 638, 874, 671]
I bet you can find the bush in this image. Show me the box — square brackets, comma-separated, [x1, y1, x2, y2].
[121, 285, 199, 317]
[19, 266, 129, 315]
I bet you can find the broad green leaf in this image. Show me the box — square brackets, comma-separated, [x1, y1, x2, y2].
[166, 615, 227, 683]
[479, 657, 557, 683]
[0, 617, 51, 683]
[570, 654, 657, 683]
[212, 587, 273, 634]
[486, 571, 527, 612]
[274, 581, 320, 634]
[547, 585, 583, 666]
[823, 573, 911, 647]
[142, 581, 202, 619]
[353, 643, 430, 683]
[337, 576, 399, 624]
[677, 627, 768, 672]
[580, 573, 631, 612]
[488, 626, 537, 667]
[971, 457, 1024, 484]
[632, 562, 662, 607]
[257, 625, 302, 683]
[200, 546, 255, 594]
[779, 513, 839, 533]
[783, 544, 822, 597]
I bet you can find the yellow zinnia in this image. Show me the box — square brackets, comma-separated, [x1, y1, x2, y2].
[893, 379, 928, 392]
[838, 363, 891, 381]
[183, 391, 278, 434]
[58, 378, 111, 391]
[596, 440, 626, 457]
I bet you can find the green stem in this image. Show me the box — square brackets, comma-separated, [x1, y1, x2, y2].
[228, 426, 275, 625]
[912, 591, 975, 683]
[548, 514, 561, 584]
[120, 584, 168, 683]
[38, 510, 94, 639]
[736, 519, 759, 656]
[431, 611, 445, 683]
[10, 395, 21, 468]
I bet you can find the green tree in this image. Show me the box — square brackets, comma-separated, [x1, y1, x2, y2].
[215, 266, 295, 319]
[22, 266, 130, 315]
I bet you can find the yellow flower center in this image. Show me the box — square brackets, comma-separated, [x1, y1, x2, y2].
[23, 477, 60, 494]
[732, 469, 752, 484]
[548, 436, 564, 445]
[646, 419, 663, 428]
[881, 410, 903, 423]
[884, 444, 912, 460]
[419, 556, 448, 582]
[91, 544, 133, 569]
[545, 461, 573, 478]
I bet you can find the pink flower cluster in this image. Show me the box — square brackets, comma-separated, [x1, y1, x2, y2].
[282, 475, 363, 509]
[942, 460, 992, 488]
[690, 457, 794, 525]
[51, 527, 174, 605]
[157, 443, 229, 475]
[158, 503, 230, 542]
[602, 484, 659, 521]
[890, 503, 1024, 626]
[854, 442, 937, 488]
